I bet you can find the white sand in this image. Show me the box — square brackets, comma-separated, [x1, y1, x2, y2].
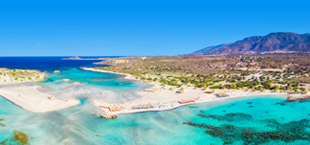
[0, 85, 79, 113]
[95, 88, 287, 115]
[80, 67, 136, 80]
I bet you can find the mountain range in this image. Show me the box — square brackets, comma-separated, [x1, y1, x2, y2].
[191, 32, 310, 55]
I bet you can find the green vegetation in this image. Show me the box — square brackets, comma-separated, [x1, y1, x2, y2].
[211, 59, 225, 63]
[0, 68, 46, 83]
[92, 54, 310, 93]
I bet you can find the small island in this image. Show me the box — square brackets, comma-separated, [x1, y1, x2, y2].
[62, 56, 108, 60]
[63, 56, 82, 60]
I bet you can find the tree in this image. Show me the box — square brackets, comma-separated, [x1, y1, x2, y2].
[293, 87, 299, 92]
[287, 85, 293, 92]
[300, 87, 306, 92]
[274, 85, 280, 92]
[203, 86, 207, 91]
[251, 86, 256, 91]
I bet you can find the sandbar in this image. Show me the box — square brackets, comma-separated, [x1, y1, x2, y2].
[0, 84, 79, 113]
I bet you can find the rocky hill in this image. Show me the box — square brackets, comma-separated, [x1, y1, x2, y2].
[192, 32, 310, 55]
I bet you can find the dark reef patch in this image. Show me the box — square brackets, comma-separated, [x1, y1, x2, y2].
[183, 118, 310, 144]
[46, 78, 54, 82]
[275, 102, 286, 106]
[197, 112, 253, 122]
[185, 110, 310, 144]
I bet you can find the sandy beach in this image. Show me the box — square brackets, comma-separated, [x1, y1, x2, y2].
[82, 67, 288, 116]
[80, 67, 136, 80]
[95, 88, 287, 115]
[0, 84, 79, 113]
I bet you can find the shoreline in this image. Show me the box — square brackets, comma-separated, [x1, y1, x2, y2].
[81, 67, 289, 116]
[103, 91, 287, 116]
[80, 67, 136, 80]
[113, 93, 287, 115]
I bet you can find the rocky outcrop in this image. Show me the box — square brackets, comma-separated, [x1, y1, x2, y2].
[285, 95, 310, 102]
[99, 114, 117, 119]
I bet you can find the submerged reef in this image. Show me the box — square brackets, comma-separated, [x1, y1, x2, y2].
[1, 130, 34, 145]
[0, 117, 6, 127]
[197, 111, 253, 122]
[185, 112, 310, 144]
[0, 117, 33, 145]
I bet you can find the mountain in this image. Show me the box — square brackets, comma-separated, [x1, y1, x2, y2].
[191, 32, 310, 55]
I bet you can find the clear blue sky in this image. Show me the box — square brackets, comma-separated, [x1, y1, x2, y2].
[0, 0, 309, 56]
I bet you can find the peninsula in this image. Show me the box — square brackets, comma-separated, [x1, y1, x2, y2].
[82, 53, 310, 116]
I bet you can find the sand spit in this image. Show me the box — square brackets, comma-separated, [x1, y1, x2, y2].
[80, 67, 136, 80]
[0, 85, 79, 113]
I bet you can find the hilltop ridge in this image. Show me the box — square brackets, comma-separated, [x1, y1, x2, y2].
[191, 32, 310, 55]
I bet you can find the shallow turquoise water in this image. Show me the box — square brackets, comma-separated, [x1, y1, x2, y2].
[1, 91, 310, 144]
[1, 60, 310, 144]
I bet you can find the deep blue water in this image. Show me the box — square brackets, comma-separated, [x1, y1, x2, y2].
[0, 56, 117, 71]
[0, 57, 310, 145]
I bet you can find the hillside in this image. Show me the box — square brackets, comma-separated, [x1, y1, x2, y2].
[192, 32, 310, 55]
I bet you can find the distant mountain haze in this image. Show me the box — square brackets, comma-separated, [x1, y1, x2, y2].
[191, 32, 310, 55]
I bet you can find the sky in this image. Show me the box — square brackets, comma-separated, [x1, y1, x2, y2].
[0, 0, 309, 56]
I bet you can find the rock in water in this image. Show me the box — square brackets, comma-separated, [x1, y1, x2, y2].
[112, 115, 117, 119]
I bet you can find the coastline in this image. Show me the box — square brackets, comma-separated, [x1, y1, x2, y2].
[101, 90, 287, 116]
[80, 67, 136, 80]
[111, 93, 287, 115]
[81, 67, 288, 116]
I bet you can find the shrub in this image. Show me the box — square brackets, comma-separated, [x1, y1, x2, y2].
[300, 87, 306, 92]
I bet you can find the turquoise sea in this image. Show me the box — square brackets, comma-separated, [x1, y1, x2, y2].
[1, 57, 310, 145]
